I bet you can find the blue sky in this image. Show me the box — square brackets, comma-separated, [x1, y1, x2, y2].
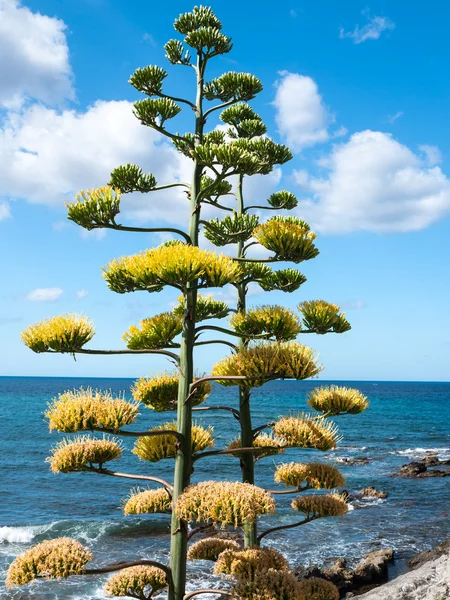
[1, 0, 449, 381]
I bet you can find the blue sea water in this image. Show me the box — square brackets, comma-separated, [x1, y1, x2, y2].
[0, 377, 449, 599]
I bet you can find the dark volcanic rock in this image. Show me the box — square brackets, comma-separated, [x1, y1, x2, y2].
[408, 538, 450, 570]
[398, 461, 427, 476]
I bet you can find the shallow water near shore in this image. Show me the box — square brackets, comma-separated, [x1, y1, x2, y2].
[1, 377, 449, 598]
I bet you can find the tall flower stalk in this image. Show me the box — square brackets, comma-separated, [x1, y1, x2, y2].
[8, 7, 369, 600]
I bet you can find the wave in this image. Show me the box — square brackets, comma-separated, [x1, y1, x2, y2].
[0, 524, 53, 544]
[391, 447, 450, 459]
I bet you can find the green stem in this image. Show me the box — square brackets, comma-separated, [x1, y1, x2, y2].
[236, 173, 257, 549]
[169, 52, 205, 600]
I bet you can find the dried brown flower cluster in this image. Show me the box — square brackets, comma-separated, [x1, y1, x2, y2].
[123, 487, 172, 515]
[176, 481, 275, 528]
[21, 314, 94, 353]
[187, 537, 241, 561]
[131, 373, 211, 411]
[133, 422, 214, 462]
[104, 565, 167, 597]
[272, 415, 341, 451]
[296, 577, 340, 600]
[46, 388, 139, 433]
[307, 385, 369, 415]
[214, 547, 288, 579]
[212, 342, 321, 388]
[291, 493, 348, 519]
[274, 462, 344, 490]
[232, 568, 300, 600]
[6, 538, 92, 588]
[47, 436, 122, 473]
[227, 433, 284, 460]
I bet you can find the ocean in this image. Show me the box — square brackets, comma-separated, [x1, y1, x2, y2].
[1, 377, 449, 599]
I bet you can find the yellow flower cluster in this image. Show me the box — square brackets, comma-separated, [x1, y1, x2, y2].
[291, 493, 348, 519]
[307, 385, 369, 416]
[173, 293, 230, 322]
[133, 422, 214, 462]
[298, 300, 351, 334]
[297, 577, 340, 600]
[214, 547, 288, 579]
[187, 537, 241, 561]
[230, 305, 302, 341]
[122, 487, 172, 515]
[272, 415, 341, 451]
[232, 568, 300, 600]
[6, 538, 92, 588]
[211, 342, 321, 388]
[227, 434, 284, 460]
[254, 217, 319, 263]
[123, 312, 182, 349]
[21, 314, 94, 353]
[274, 462, 345, 490]
[46, 388, 139, 433]
[175, 481, 275, 528]
[103, 243, 241, 293]
[131, 373, 211, 411]
[66, 186, 121, 230]
[104, 565, 167, 597]
[47, 436, 122, 473]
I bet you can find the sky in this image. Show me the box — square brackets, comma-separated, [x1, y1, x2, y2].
[0, 0, 449, 381]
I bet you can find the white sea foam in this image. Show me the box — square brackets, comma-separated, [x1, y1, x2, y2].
[0, 525, 41, 544]
[391, 447, 450, 459]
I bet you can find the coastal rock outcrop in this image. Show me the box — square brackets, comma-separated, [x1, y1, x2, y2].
[353, 552, 450, 600]
[393, 461, 450, 477]
[408, 538, 450, 570]
[359, 487, 388, 499]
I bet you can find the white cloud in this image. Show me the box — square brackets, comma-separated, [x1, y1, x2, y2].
[25, 287, 63, 301]
[76, 289, 88, 298]
[0, 0, 73, 108]
[0, 100, 190, 225]
[419, 144, 442, 166]
[273, 72, 331, 152]
[387, 111, 404, 124]
[340, 11, 395, 44]
[0, 201, 11, 221]
[294, 130, 450, 233]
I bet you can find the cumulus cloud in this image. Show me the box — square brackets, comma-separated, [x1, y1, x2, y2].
[294, 130, 450, 233]
[76, 289, 88, 298]
[25, 287, 63, 301]
[340, 11, 395, 44]
[273, 72, 331, 152]
[419, 145, 442, 166]
[0, 100, 191, 224]
[0, 0, 73, 108]
[0, 202, 11, 221]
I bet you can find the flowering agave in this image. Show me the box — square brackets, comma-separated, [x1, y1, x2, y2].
[14, 5, 369, 600]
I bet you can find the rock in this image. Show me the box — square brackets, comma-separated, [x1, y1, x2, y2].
[359, 486, 388, 499]
[397, 461, 427, 477]
[323, 558, 354, 592]
[420, 455, 440, 466]
[355, 553, 450, 600]
[336, 457, 370, 466]
[353, 549, 394, 585]
[408, 538, 450, 570]
[293, 564, 323, 580]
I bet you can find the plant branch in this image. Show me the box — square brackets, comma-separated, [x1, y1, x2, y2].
[194, 339, 237, 351]
[91, 426, 184, 444]
[106, 223, 191, 244]
[184, 590, 233, 599]
[82, 466, 174, 492]
[185, 375, 279, 405]
[186, 524, 215, 541]
[194, 325, 269, 340]
[192, 405, 240, 421]
[257, 516, 317, 543]
[83, 560, 172, 582]
[204, 99, 238, 119]
[193, 445, 282, 462]
[70, 348, 180, 363]
[252, 422, 275, 436]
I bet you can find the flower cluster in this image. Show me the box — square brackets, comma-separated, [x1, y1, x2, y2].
[123, 312, 182, 349]
[307, 385, 369, 415]
[297, 577, 340, 600]
[133, 422, 214, 462]
[274, 462, 345, 490]
[232, 568, 300, 600]
[254, 217, 319, 263]
[299, 300, 351, 334]
[66, 186, 121, 230]
[173, 294, 230, 322]
[131, 373, 211, 411]
[46, 388, 139, 433]
[104, 565, 167, 597]
[272, 415, 341, 451]
[123, 487, 172, 515]
[227, 434, 284, 460]
[211, 342, 321, 388]
[187, 537, 241, 562]
[292, 493, 348, 519]
[47, 436, 122, 473]
[175, 481, 275, 528]
[103, 243, 241, 293]
[6, 538, 92, 588]
[214, 547, 288, 579]
[21, 314, 94, 353]
[230, 305, 302, 341]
